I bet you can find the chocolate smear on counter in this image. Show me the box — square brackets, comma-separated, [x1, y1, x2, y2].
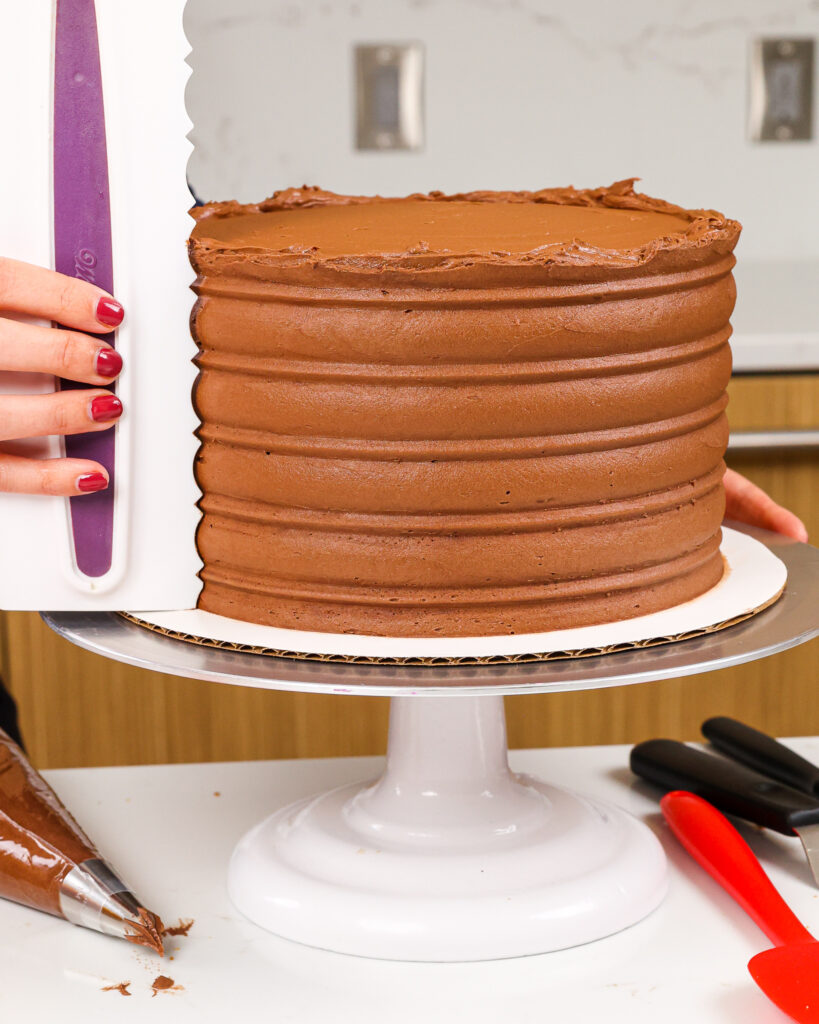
[151, 975, 179, 996]
[162, 918, 194, 937]
[102, 982, 131, 997]
[0, 728, 164, 954]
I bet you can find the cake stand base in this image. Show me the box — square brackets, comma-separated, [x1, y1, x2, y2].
[228, 694, 667, 961]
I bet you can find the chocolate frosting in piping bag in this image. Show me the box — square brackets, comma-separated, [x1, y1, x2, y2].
[189, 179, 740, 638]
[0, 730, 164, 953]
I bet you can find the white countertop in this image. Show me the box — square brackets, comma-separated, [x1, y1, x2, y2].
[732, 261, 819, 372]
[2, 740, 818, 1023]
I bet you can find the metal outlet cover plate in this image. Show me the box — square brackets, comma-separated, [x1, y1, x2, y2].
[355, 43, 424, 151]
[750, 38, 814, 141]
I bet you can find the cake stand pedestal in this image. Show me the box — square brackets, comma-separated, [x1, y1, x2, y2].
[44, 527, 819, 961]
[228, 693, 665, 960]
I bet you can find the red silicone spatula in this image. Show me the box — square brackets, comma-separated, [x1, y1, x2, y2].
[661, 790, 819, 1023]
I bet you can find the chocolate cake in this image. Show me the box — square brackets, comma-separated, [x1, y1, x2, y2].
[189, 180, 740, 637]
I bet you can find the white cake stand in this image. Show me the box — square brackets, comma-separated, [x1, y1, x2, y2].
[44, 527, 819, 961]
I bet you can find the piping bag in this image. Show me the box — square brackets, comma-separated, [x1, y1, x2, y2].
[0, 729, 164, 954]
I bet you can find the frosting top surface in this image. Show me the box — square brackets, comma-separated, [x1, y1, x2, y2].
[192, 198, 691, 258]
[190, 179, 740, 274]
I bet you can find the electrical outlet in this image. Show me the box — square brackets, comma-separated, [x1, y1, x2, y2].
[749, 38, 814, 141]
[355, 43, 424, 151]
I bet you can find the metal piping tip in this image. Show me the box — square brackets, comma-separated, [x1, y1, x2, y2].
[118, 899, 165, 956]
[59, 859, 165, 955]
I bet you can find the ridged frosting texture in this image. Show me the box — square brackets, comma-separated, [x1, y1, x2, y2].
[189, 180, 740, 637]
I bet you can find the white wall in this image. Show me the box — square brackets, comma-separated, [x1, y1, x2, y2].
[184, 0, 819, 260]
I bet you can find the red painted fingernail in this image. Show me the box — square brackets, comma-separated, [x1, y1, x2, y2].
[95, 347, 123, 378]
[90, 395, 123, 422]
[77, 472, 108, 493]
[96, 297, 124, 328]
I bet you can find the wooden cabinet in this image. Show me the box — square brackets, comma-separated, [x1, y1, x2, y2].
[2, 374, 818, 769]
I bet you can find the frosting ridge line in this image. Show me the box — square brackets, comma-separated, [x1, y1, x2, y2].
[195, 330, 731, 383]
[196, 398, 728, 460]
[199, 535, 722, 609]
[199, 469, 724, 534]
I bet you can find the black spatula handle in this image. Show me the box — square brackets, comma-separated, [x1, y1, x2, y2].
[630, 738, 819, 836]
[702, 716, 819, 797]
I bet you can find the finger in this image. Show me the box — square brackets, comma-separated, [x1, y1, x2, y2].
[724, 468, 809, 542]
[762, 505, 810, 543]
[0, 257, 124, 333]
[0, 390, 123, 442]
[0, 317, 123, 384]
[0, 452, 108, 496]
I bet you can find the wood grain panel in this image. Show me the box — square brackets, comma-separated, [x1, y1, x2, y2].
[727, 374, 819, 430]
[2, 611, 390, 768]
[2, 374, 818, 769]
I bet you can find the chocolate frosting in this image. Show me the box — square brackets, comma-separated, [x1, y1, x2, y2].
[0, 729, 96, 914]
[0, 730, 164, 953]
[190, 178, 739, 273]
[189, 180, 739, 637]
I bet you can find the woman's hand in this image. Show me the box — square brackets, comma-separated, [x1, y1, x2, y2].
[0, 257, 124, 496]
[724, 467, 808, 542]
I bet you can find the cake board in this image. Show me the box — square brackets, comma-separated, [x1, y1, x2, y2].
[123, 527, 783, 665]
[44, 526, 819, 961]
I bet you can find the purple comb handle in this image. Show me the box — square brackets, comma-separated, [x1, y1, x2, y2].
[54, 0, 115, 578]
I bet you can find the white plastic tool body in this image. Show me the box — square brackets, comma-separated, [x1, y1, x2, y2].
[0, 0, 201, 610]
